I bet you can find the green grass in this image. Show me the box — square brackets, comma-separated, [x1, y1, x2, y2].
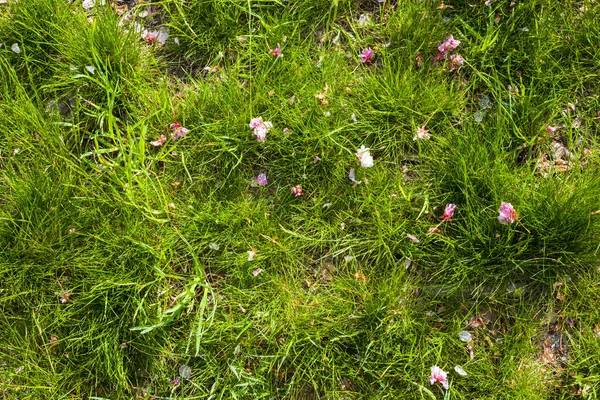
[1, 0, 600, 398]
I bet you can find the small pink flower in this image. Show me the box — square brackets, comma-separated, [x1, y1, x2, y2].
[498, 202, 517, 224]
[141, 29, 159, 44]
[438, 35, 461, 54]
[356, 145, 374, 168]
[546, 124, 557, 134]
[151, 134, 167, 147]
[252, 173, 268, 187]
[170, 123, 189, 141]
[249, 117, 264, 129]
[429, 365, 448, 390]
[269, 43, 283, 58]
[359, 48, 374, 64]
[253, 126, 268, 142]
[291, 185, 303, 197]
[449, 53, 464, 70]
[429, 365, 449, 390]
[440, 203, 456, 221]
[249, 117, 272, 142]
[406, 233, 420, 243]
[414, 125, 431, 140]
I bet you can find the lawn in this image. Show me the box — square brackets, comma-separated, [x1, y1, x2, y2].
[1, 0, 600, 398]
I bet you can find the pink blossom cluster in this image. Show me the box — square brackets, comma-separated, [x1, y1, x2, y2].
[498, 202, 517, 224]
[249, 117, 273, 142]
[435, 35, 464, 70]
[359, 48, 374, 64]
[429, 365, 449, 390]
[170, 123, 189, 141]
[150, 123, 189, 147]
[269, 43, 283, 58]
[252, 173, 268, 187]
[440, 203, 456, 222]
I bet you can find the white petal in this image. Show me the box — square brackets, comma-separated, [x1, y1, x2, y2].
[458, 330, 472, 342]
[85, 65, 95, 74]
[454, 365, 468, 376]
[11, 43, 21, 54]
[82, 0, 95, 10]
[157, 28, 169, 46]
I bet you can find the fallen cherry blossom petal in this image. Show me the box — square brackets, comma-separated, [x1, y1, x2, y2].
[498, 202, 517, 224]
[454, 365, 468, 376]
[359, 47, 373, 64]
[406, 233, 420, 243]
[429, 365, 449, 390]
[291, 185, 303, 197]
[150, 134, 167, 147]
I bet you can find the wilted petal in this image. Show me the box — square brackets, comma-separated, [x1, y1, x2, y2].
[438, 35, 461, 54]
[449, 53, 464, 70]
[170, 123, 189, 141]
[458, 330, 472, 342]
[406, 233, 420, 243]
[178, 364, 192, 379]
[252, 173, 268, 187]
[349, 168, 361, 185]
[252, 268, 263, 277]
[291, 185, 303, 197]
[150, 134, 167, 147]
[358, 13, 371, 26]
[247, 249, 257, 261]
[440, 203, 456, 221]
[156, 27, 169, 46]
[269, 43, 282, 58]
[546, 124, 557, 134]
[141, 29, 159, 44]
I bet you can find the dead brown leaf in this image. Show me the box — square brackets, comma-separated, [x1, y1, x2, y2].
[315, 84, 329, 105]
[354, 270, 369, 284]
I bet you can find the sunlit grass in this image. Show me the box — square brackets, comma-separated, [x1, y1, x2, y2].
[0, 0, 599, 398]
